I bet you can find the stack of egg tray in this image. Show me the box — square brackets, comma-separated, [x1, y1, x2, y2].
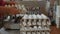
[20, 14, 51, 34]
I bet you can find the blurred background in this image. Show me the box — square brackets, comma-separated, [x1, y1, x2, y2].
[0, 0, 60, 34]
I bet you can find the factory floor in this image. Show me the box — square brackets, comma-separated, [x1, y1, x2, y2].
[50, 25, 60, 34]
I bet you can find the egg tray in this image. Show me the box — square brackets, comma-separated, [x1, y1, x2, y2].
[20, 15, 51, 34]
[20, 19, 51, 32]
[20, 19, 51, 26]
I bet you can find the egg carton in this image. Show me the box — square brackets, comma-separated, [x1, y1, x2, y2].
[21, 19, 50, 26]
[5, 4, 26, 9]
[20, 25, 50, 31]
[21, 14, 51, 26]
[20, 14, 51, 34]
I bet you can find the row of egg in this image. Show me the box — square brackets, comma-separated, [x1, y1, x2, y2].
[5, 13, 48, 19]
[5, 4, 23, 9]
[3, 0, 17, 2]
[20, 31, 50, 34]
[22, 21, 50, 26]
[21, 14, 50, 26]
[22, 14, 48, 19]
[5, 4, 27, 11]
[20, 26, 50, 31]
[5, 4, 16, 7]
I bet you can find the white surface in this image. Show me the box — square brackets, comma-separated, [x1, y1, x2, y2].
[56, 6, 60, 28]
[56, 6, 60, 17]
